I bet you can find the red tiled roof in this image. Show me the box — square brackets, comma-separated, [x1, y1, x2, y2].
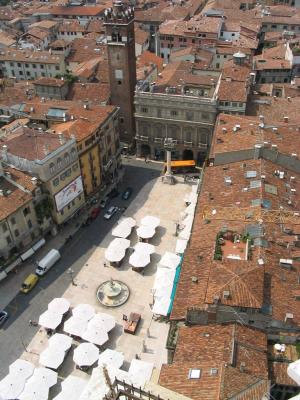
[159, 324, 268, 400]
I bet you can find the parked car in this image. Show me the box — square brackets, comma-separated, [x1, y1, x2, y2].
[35, 249, 61, 276]
[0, 310, 8, 327]
[89, 207, 101, 220]
[104, 206, 118, 220]
[20, 273, 39, 293]
[100, 197, 109, 209]
[109, 188, 119, 199]
[122, 187, 133, 200]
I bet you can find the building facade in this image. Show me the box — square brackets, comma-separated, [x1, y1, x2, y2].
[0, 163, 44, 260]
[52, 105, 121, 197]
[0, 49, 66, 81]
[134, 91, 217, 163]
[104, 3, 137, 144]
[0, 128, 85, 225]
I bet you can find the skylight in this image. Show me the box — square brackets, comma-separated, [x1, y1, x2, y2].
[188, 369, 201, 379]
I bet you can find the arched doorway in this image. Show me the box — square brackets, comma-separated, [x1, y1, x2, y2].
[197, 151, 206, 165]
[141, 144, 151, 157]
[182, 149, 194, 160]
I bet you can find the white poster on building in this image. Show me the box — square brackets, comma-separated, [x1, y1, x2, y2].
[55, 176, 83, 211]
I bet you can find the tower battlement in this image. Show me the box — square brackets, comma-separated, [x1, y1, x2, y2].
[104, 1, 134, 25]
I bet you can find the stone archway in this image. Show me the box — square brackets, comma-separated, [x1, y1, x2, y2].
[141, 144, 151, 157]
[182, 149, 194, 160]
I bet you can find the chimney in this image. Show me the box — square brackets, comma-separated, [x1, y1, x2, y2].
[240, 362, 246, 372]
[284, 116, 289, 123]
[58, 132, 65, 144]
[223, 290, 230, 300]
[285, 312, 294, 323]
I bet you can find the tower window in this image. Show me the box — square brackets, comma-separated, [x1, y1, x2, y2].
[118, 81, 122, 85]
[115, 69, 123, 79]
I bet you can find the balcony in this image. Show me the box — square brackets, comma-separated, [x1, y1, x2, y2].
[198, 143, 208, 149]
[135, 135, 149, 142]
[184, 141, 193, 147]
[154, 137, 163, 143]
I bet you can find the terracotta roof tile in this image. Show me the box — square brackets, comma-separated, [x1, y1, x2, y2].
[159, 324, 268, 400]
[0, 166, 35, 221]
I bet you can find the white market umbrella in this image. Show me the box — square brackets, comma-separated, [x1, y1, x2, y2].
[105, 246, 126, 263]
[48, 298, 70, 315]
[48, 333, 72, 352]
[73, 343, 99, 367]
[112, 217, 136, 239]
[136, 225, 155, 239]
[82, 325, 109, 346]
[0, 375, 25, 399]
[152, 296, 171, 316]
[39, 347, 65, 370]
[184, 203, 196, 215]
[129, 251, 151, 268]
[159, 252, 181, 270]
[19, 382, 49, 400]
[112, 223, 132, 239]
[153, 267, 176, 290]
[39, 310, 62, 330]
[72, 304, 95, 321]
[98, 349, 124, 369]
[29, 367, 57, 388]
[175, 238, 188, 254]
[64, 316, 87, 337]
[122, 217, 136, 228]
[128, 359, 154, 389]
[110, 237, 131, 250]
[105, 238, 130, 263]
[9, 359, 34, 381]
[141, 216, 160, 228]
[134, 242, 155, 254]
[89, 313, 115, 332]
[53, 376, 87, 400]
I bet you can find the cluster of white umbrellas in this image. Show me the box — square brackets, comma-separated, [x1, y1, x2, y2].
[64, 305, 115, 347]
[136, 216, 160, 240]
[73, 347, 125, 374]
[112, 217, 136, 239]
[129, 242, 155, 269]
[79, 359, 153, 399]
[178, 186, 198, 243]
[38, 298, 70, 330]
[39, 333, 72, 370]
[151, 251, 181, 316]
[0, 359, 57, 400]
[105, 238, 130, 263]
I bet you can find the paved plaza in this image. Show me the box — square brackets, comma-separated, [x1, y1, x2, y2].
[16, 175, 194, 397]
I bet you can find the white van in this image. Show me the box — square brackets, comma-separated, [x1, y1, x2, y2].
[35, 249, 61, 276]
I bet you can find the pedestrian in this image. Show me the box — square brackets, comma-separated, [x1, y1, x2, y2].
[104, 262, 107, 268]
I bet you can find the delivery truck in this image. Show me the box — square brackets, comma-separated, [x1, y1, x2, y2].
[35, 249, 61, 276]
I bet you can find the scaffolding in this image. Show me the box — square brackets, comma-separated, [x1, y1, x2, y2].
[202, 206, 300, 225]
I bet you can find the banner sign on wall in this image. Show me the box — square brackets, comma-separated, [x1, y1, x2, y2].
[55, 176, 83, 211]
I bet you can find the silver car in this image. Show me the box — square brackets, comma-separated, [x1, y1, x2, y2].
[104, 206, 118, 220]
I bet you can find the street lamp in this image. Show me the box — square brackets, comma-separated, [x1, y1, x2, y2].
[67, 268, 77, 286]
[163, 138, 176, 185]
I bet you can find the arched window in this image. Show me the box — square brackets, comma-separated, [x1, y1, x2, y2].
[57, 157, 62, 168]
[154, 124, 164, 138]
[64, 152, 70, 164]
[169, 125, 179, 140]
[49, 162, 55, 174]
[71, 147, 77, 159]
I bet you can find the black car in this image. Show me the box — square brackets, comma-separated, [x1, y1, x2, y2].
[109, 188, 119, 199]
[122, 187, 133, 200]
[0, 310, 8, 327]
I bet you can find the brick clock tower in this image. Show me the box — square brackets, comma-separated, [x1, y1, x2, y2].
[104, 1, 136, 145]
